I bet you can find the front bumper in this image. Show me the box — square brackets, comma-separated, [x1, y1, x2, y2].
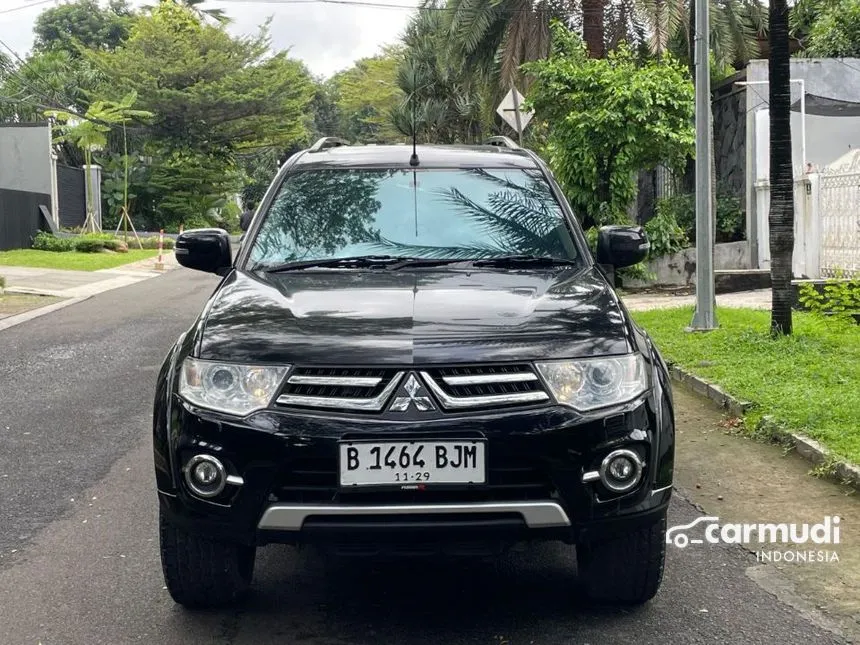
[155, 393, 674, 548]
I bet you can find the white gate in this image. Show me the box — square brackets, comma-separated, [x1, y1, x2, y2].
[818, 160, 860, 277]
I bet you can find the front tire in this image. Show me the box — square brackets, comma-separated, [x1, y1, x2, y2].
[577, 515, 666, 605]
[159, 510, 256, 609]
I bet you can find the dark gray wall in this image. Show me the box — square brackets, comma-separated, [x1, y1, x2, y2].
[58, 165, 86, 229]
[0, 188, 51, 251]
[712, 78, 746, 200]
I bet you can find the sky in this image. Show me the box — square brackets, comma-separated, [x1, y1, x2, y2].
[0, 0, 418, 78]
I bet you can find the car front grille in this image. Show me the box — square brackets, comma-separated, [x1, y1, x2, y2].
[271, 453, 557, 505]
[420, 365, 549, 411]
[275, 364, 550, 413]
[276, 367, 404, 412]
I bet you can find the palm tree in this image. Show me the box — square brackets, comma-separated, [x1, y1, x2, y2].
[392, 7, 487, 143]
[642, 0, 767, 70]
[46, 93, 152, 233]
[144, 0, 231, 24]
[444, 0, 767, 91]
[767, 0, 794, 335]
[175, 0, 230, 24]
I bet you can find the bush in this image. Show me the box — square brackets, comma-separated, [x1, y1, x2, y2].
[33, 232, 77, 252]
[0, 275, 6, 291]
[655, 186, 745, 244]
[101, 238, 129, 252]
[74, 238, 106, 253]
[215, 201, 242, 234]
[136, 236, 175, 250]
[799, 273, 860, 320]
[644, 207, 689, 258]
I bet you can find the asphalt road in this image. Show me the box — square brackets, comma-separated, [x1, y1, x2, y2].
[0, 269, 850, 645]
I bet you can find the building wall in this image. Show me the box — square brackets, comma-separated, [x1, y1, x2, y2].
[712, 76, 746, 201]
[745, 58, 860, 269]
[0, 123, 53, 250]
[746, 58, 860, 176]
[0, 123, 51, 194]
[624, 241, 751, 288]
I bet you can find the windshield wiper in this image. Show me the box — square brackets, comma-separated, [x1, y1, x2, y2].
[470, 254, 578, 268]
[388, 257, 472, 270]
[259, 255, 406, 272]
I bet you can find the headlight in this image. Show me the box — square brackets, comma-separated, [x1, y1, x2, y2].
[179, 358, 289, 416]
[535, 354, 648, 411]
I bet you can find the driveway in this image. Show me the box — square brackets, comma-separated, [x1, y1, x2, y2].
[0, 270, 850, 645]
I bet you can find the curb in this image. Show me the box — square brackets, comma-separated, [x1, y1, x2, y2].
[668, 364, 860, 489]
[0, 296, 90, 332]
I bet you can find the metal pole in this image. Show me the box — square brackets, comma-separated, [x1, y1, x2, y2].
[511, 87, 524, 147]
[798, 79, 806, 172]
[689, 0, 717, 330]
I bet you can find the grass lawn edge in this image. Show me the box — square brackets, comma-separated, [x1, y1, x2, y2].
[668, 362, 860, 490]
[0, 249, 159, 272]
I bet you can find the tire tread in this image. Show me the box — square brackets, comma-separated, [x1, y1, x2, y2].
[578, 515, 667, 605]
[159, 512, 254, 609]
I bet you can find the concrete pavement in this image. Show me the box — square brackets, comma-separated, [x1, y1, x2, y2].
[0, 268, 853, 643]
[1, 252, 179, 299]
[623, 288, 772, 312]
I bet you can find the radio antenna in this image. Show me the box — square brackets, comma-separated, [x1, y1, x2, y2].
[409, 83, 419, 167]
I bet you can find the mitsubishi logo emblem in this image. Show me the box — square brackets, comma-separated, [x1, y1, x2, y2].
[390, 373, 436, 412]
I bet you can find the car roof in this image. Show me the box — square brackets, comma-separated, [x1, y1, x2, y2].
[290, 143, 541, 170]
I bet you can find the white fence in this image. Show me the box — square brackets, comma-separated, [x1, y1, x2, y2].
[818, 163, 860, 277]
[754, 166, 860, 279]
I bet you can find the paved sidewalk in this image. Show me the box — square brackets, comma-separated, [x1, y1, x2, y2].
[623, 288, 771, 311]
[1, 253, 178, 299]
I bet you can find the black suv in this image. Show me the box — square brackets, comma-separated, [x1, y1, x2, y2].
[154, 136, 674, 609]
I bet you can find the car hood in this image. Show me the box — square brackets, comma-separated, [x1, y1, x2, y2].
[196, 267, 634, 364]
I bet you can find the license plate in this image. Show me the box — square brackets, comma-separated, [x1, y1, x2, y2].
[339, 440, 486, 487]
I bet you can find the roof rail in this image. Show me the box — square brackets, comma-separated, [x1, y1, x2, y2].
[308, 136, 351, 153]
[483, 136, 520, 149]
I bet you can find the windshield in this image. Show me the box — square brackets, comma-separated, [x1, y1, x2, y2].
[246, 167, 582, 269]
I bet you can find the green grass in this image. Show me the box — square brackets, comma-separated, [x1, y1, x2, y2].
[0, 249, 159, 271]
[633, 306, 860, 465]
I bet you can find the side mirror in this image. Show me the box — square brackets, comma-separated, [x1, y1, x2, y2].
[596, 225, 650, 268]
[174, 228, 232, 275]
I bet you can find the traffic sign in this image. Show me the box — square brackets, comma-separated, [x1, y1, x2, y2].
[496, 87, 534, 134]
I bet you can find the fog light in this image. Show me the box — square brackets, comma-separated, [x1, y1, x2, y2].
[599, 449, 644, 493]
[184, 454, 226, 498]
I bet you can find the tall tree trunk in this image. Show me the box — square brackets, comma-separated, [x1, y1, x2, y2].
[768, 0, 794, 335]
[582, 0, 605, 58]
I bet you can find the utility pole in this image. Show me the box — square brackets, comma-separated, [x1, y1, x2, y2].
[689, 0, 717, 331]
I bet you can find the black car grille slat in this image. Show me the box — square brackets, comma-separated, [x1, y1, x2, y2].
[424, 364, 547, 402]
[272, 454, 556, 505]
[277, 367, 401, 411]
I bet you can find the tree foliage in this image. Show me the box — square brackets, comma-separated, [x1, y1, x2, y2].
[33, 0, 133, 54]
[68, 1, 315, 228]
[87, 2, 313, 155]
[801, 0, 860, 58]
[0, 50, 101, 128]
[328, 48, 405, 143]
[523, 22, 694, 230]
